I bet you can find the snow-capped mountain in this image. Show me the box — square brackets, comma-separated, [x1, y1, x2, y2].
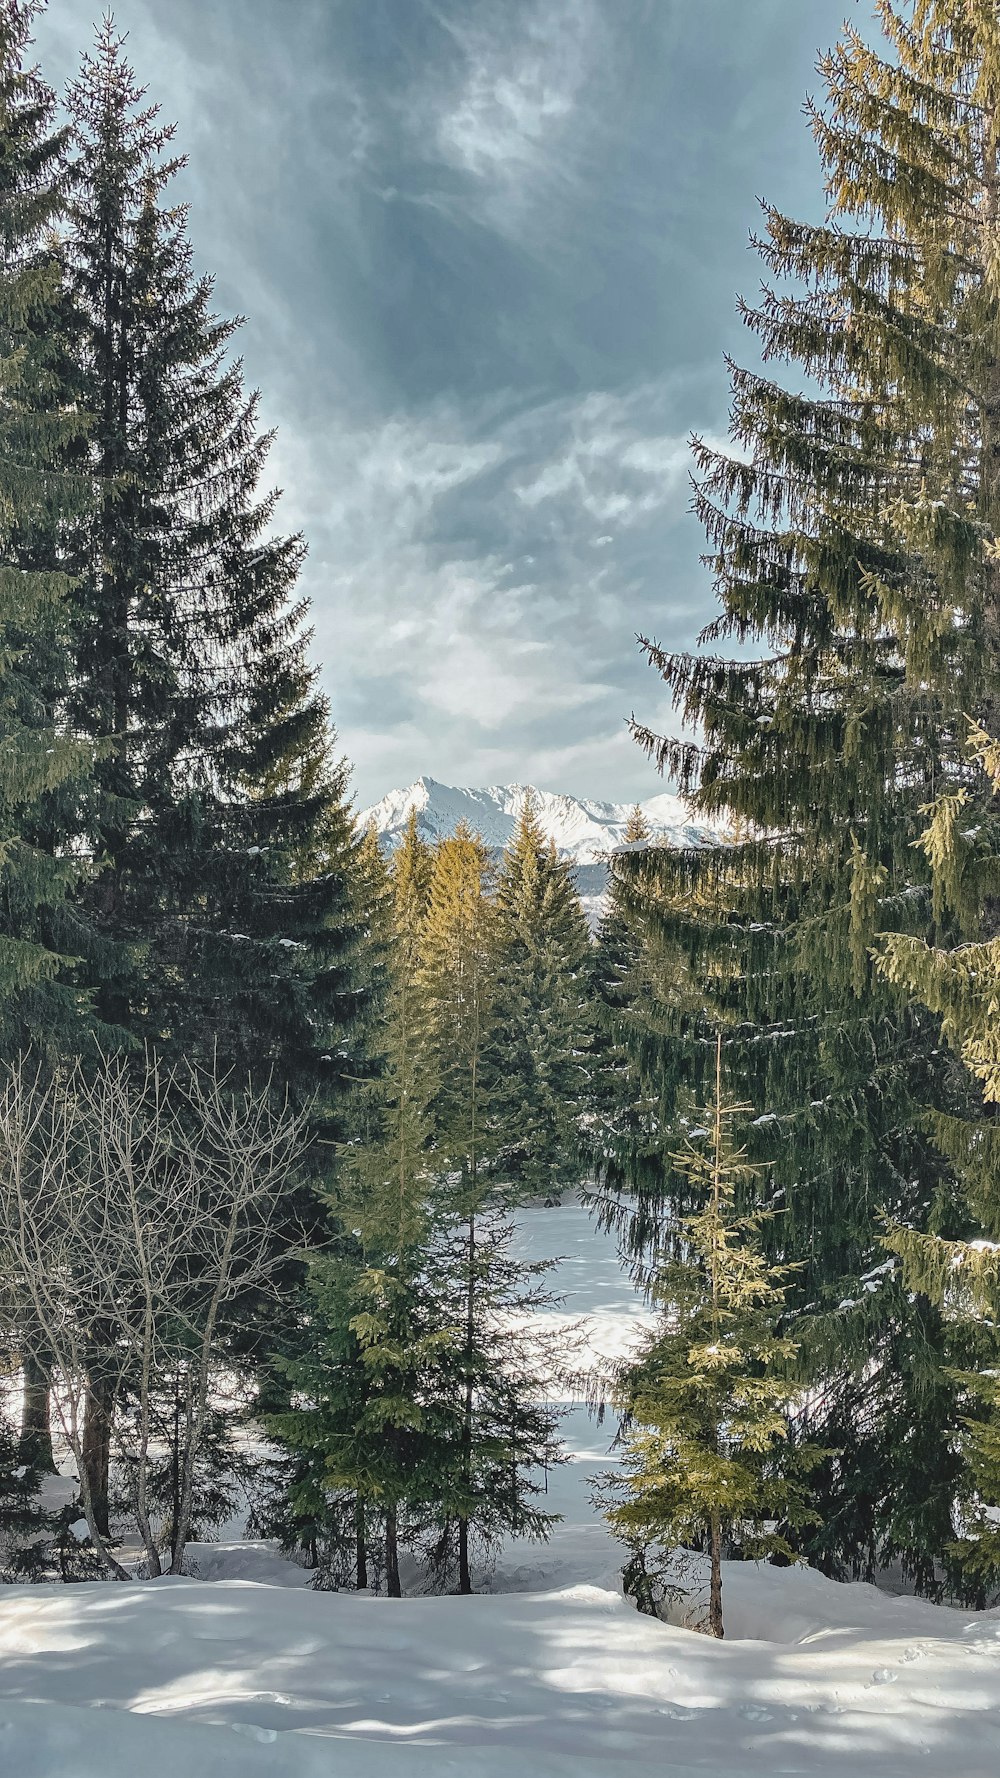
[357, 777, 724, 923]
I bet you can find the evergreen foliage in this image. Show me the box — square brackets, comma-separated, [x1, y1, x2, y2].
[876, 722, 1000, 1592]
[0, 1403, 52, 1580]
[489, 796, 591, 1202]
[64, 23, 370, 1120]
[607, 1039, 821, 1638]
[0, 0, 99, 1056]
[613, 0, 1000, 1592]
[270, 816, 452, 1597]
[587, 806, 706, 1273]
[270, 817, 563, 1595]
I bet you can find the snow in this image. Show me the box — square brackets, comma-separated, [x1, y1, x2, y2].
[2, 1203, 1000, 1777]
[356, 776, 727, 926]
[358, 776, 725, 866]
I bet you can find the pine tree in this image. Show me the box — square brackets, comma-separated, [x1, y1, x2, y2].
[614, 0, 1000, 1591]
[64, 22, 369, 1102]
[608, 1040, 821, 1638]
[489, 796, 591, 1203]
[62, 24, 375, 1531]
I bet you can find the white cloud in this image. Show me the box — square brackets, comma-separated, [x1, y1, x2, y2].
[410, 0, 609, 237]
[512, 391, 696, 524]
[267, 383, 708, 802]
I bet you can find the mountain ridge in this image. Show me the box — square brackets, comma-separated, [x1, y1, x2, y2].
[357, 776, 724, 923]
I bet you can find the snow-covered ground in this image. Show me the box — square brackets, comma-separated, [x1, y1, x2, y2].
[2, 1204, 999, 1777]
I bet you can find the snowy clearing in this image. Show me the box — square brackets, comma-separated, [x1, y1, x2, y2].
[1, 1205, 996, 1778]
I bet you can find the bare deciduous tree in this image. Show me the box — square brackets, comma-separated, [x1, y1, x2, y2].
[0, 1052, 309, 1578]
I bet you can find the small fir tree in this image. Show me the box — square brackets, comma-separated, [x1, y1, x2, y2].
[608, 1038, 821, 1638]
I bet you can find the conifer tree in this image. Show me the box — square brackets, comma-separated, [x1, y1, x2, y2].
[61, 23, 375, 1530]
[0, 0, 115, 1476]
[616, 0, 1000, 1589]
[64, 22, 369, 1101]
[488, 796, 591, 1203]
[587, 806, 703, 1272]
[418, 823, 495, 1591]
[269, 813, 451, 1595]
[608, 1040, 821, 1638]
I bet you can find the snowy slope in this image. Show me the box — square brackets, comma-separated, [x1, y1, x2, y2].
[4, 1559, 1000, 1778]
[358, 776, 722, 863]
[1, 1205, 999, 1777]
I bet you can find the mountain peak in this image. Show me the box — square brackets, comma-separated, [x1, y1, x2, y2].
[358, 776, 722, 869]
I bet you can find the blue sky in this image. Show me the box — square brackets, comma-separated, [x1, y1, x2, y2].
[34, 0, 853, 806]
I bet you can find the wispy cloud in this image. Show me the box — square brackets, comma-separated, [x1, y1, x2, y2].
[32, 0, 846, 807]
[404, 0, 610, 238]
[269, 383, 709, 801]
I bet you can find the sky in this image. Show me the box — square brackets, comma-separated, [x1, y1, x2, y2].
[33, 0, 855, 808]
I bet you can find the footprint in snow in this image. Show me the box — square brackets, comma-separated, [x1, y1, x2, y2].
[867, 1667, 898, 1687]
[900, 1646, 925, 1664]
[738, 1704, 774, 1721]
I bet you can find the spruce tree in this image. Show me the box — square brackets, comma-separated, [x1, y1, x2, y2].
[64, 21, 369, 1102]
[0, 0, 115, 1476]
[489, 796, 591, 1203]
[608, 1041, 821, 1638]
[616, 0, 1000, 1591]
[62, 23, 375, 1531]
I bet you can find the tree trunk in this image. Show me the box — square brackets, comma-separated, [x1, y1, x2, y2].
[709, 1509, 724, 1639]
[385, 1504, 401, 1599]
[458, 1513, 471, 1595]
[458, 1209, 475, 1595]
[75, 1427, 129, 1581]
[81, 1370, 114, 1539]
[18, 1352, 56, 1473]
[356, 1499, 368, 1590]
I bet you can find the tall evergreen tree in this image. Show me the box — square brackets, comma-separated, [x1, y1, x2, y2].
[616, 0, 1000, 1591]
[0, 0, 113, 1476]
[64, 22, 368, 1102]
[488, 797, 591, 1203]
[0, 1, 97, 1056]
[62, 24, 375, 1531]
